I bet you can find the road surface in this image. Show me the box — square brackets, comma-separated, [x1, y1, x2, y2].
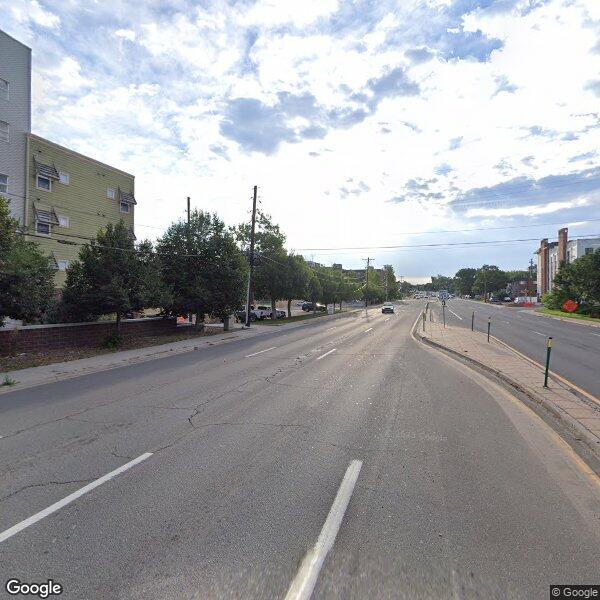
[1, 303, 598, 599]
[428, 298, 600, 398]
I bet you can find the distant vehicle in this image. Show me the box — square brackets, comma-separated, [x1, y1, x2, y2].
[296, 301, 305, 306]
[302, 302, 326, 312]
[382, 302, 395, 314]
[503, 296, 512, 302]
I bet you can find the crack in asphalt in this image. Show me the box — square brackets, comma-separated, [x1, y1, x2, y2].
[0, 477, 95, 503]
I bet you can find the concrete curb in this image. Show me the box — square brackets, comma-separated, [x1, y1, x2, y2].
[411, 317, 600, 458]
[530, 310, 600, 329]
[0, 308, 365, 395]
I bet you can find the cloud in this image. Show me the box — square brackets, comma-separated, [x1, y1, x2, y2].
[434, 163, 453, 176]
[448, 137, 463, 150]
[569, 151, 597, 163]
[584, 79, 600, 97]
[450, 167, 600, 214]
[405, 47, 435, 64]
[492, 74, 518, 96]
[115, 28, 136, 41]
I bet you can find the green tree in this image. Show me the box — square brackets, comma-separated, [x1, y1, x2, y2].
[0, 196, 54, 326]
[545, 251, 600, 315]
[234, 211, 288, 320]
[383, 265, 399, 300]
[60, 221, 155, 330]
[454, 268, 477, 296]
[283, 254, 310, 317]
[473, 265, 508, 298]
[158, 210, 247, 328]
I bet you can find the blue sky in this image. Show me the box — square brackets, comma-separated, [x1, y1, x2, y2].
[4, 0, 600, 282]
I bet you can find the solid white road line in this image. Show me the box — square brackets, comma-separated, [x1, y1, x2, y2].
[284, 460, 363, 600]
[591, 333, 600, 337]
[0, 453, 152, 544]
[364, 327, 373, 332]
[244, 346, 277, 358]
[448, 309, 463, 320]
[316, 348, 337, 360]
[531, 331, 546, 336]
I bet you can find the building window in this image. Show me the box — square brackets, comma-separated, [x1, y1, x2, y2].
[0, 78, 8, 101]
[0, 173, 7, 194]
[36, 175, 51, 191]
[58, 215, 69, 227]
[107, 187, 116, 199]
[585, 247, 593, 255]
[57, 260, 69, 271]
[36, 222, 51, 235]
[0, 120, 8, 142]
[119, 201, 130, 213]
[59, 171, 70, 184]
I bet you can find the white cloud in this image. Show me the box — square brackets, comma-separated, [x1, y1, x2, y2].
[115, 29, 136, 41]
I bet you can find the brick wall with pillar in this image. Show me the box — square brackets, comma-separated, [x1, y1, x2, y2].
[557, 227, 568, 266]
[538, 238, 549, 295]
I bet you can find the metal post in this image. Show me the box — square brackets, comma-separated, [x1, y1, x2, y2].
[245, 186, 258, 327]
[471, 311, 474, 332]
[442, 303, 446, 328]
[422, 310, 426, 332]
[543, 337, 553, 387]
[487, 316, 491, 342]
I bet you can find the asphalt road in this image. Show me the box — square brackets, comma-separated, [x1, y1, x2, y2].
[1, 303, 599, 599]
[427, 298, 600, 399]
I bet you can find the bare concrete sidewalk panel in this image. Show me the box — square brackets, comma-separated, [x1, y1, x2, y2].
[416, 316, 600, 456]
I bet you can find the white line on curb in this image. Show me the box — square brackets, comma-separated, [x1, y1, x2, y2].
[448, 309, 463, 320]
[244, 346, 277, 358]
[364, 328, 373, 332]
[316, 348, 337, 360]
[531, 331, 546, 336]
[284, 459, 363, 600]
[0, 453, 153, 544]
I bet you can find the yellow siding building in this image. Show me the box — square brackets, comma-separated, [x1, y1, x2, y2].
[24, 134, 136, 287]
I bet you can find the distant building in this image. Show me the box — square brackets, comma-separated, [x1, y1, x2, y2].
[25, 134, 136, 287]
[0, 30, 31, 222]
[537, 228, 600, 295]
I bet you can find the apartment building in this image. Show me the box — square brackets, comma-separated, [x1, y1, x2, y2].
[537, 228, 600, 295]
[25, 134, 136, 286]
[0, 30, 31, 222]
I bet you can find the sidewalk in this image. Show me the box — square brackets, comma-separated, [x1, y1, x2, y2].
[0, 307, 364, 394]
[0, 325, 264, 394]
[415, 315, 600, 455]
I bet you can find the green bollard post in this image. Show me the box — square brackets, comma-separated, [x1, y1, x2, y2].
[543, 337, 553, 387]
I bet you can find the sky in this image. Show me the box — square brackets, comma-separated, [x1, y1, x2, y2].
[3, 0, 600, 283]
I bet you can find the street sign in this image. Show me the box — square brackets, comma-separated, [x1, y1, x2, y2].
[562, 299, 578, 313]
[327, 304, 334, 315]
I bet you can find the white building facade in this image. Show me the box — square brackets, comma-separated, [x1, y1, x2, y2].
[0, 30, 31, 223]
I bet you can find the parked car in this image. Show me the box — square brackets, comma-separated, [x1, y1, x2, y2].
[302, 302, 326, 312]
[382, 302, 395, 314]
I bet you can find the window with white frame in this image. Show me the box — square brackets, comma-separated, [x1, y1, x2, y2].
[0, 120, 8, 142]
[0, 78, 8, 101]
[107, 187, 116, 199]
[119, 201, 130, 213]
[36, 175, 51, 191]
[59, 171, 70, 184]
[0, 173, 7, 194]
[57, 260, 69, 271]
[58, 215, 69, 227]
[36, 222, 51, 235]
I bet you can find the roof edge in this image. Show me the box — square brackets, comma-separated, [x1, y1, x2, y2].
[28, 133, 135, 179]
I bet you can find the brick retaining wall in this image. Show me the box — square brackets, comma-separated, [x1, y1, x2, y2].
[0, 318, 179, 356]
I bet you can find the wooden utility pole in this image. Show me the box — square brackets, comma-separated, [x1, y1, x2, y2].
[245, 186, 258, 327]
[364, 257, 374, 313]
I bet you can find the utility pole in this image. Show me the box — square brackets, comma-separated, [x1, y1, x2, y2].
[245, 185, 258, 327]
[363, 257, 374, 314]
[186, 197, 191, 323]
[528, 258, 535, 299]
[384, 269, 388, 301]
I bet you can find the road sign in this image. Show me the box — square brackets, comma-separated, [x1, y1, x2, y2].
[562, 299, 578, 313]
